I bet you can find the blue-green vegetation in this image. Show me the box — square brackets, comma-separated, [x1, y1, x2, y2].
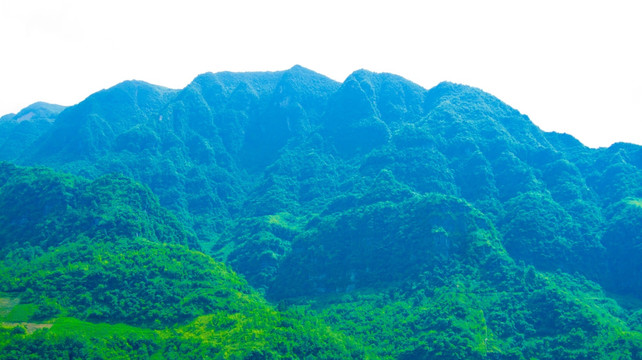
[2, 66, 642, 358]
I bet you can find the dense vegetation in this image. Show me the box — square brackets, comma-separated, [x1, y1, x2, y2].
[0, 163, 366, 359]
[2, 66, 642, 358]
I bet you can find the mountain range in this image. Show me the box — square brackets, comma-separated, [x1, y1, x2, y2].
[1, 65, 642, 359]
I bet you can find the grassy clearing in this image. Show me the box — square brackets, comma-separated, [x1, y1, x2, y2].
[49, 317, 157, 339]
[3, 304, 37, 322]
[1, 322, 53, 334]
[0, 298, 20, 320]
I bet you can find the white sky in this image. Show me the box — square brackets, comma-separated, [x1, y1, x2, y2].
[1, 0, 641, 148]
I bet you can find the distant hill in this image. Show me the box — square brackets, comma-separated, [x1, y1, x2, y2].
[2, 66, 642, 358]
[0, 102, 65, 161]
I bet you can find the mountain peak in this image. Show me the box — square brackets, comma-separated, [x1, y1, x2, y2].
[345, 69, 424, 88]
[286, 64, 315, 74]
[22, 101, 66, 111]
[105, 79, 176, 97]
[429, 80, 488, 98]
[12, 102, 66, 123]
[276, 65, 341, 96]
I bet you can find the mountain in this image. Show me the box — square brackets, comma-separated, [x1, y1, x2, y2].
[2, 66, 642, 358]
[0, 102, 65, 161]
[0, 162, 366, 359]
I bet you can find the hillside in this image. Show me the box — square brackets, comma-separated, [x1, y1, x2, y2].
[0, 163, 366, 359]
[2, 66, 642, 358]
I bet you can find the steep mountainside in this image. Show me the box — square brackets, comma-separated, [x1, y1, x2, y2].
[2, 66, 642, 358]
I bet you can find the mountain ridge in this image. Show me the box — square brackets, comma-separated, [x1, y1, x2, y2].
[2, 66, 642, 358]
[2, 67, 639, 263]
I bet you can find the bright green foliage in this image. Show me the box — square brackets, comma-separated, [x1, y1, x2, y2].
[1, 311, 367, 360]
[0, 163, 368, 359]
[2, 304, 37, 322]
[3, 238, 254, 327]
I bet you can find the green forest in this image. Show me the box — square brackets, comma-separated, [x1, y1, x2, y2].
[1, 66, 642, 359]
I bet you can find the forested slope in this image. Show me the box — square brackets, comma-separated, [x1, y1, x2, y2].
[0, 163, 366, 359]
